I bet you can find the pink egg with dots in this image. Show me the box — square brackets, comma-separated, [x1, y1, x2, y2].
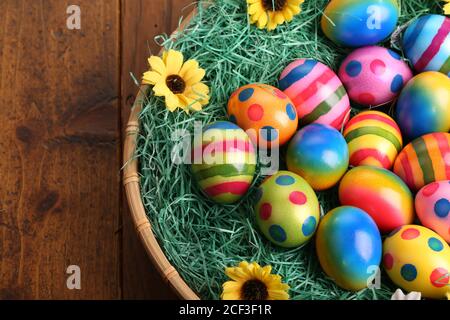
[416, 181, 450, 243]
[339, 46, 413, 107]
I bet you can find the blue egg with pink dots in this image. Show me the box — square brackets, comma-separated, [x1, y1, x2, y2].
[316, 206, 382, 291]
[255, 171, 320, 248]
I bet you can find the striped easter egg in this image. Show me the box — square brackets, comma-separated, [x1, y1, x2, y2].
[393, 132, 450, 192]
[279, 59, 351, 130]
[191, 121, 256, 204]
[339, 166, 415, 233]
[343, 111, 403, 169]
[402, 14, 450, 75]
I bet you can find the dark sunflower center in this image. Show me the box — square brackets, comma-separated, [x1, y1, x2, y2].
[262, 0, 287, 11]
[166, 75, 186, 94]
[241, 279, 268, 300]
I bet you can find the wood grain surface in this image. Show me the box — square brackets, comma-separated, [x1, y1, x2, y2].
[0, 0, 192, 299]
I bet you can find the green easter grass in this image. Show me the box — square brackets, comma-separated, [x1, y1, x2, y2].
[135, 0, 444, 300]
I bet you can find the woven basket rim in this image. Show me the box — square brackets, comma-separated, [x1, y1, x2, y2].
[123, 6, 201, 300]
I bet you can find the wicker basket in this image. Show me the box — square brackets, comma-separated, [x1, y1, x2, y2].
[123, 6, 201, 300]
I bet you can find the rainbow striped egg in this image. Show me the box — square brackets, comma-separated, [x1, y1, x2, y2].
[255, 171, 320, 248]
[343, 111, 403, 169]
[287, 124, 349, 191]
[339, 46, 413, 107]
[279, 59, 351, 130]
[191, 121, 256, 204]
[403, 14, 450, 75]
[416, 181, 450, 243]
[339, 166, 414, 233]
[316, 206, 382, 291]
[394, 132, 450, 192]
[321, 0, 399, 47]
[383, 225, 450, 299]
[395, 72, 450, 141]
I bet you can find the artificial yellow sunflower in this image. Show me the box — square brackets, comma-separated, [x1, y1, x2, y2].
[444, 0, 450, 14]
[142, 49, 210, 113]
[247, 0, 304, 31]
[221, 261, 290, 300]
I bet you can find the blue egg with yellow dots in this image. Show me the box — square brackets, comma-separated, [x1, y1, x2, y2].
[286, 124, 349, 191]
[321, 0, 399, 47]
[316, 206, 382, 291]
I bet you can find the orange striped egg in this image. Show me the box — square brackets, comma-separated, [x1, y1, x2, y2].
[343, 111, 403, 169]
[394, 132, 450, 192]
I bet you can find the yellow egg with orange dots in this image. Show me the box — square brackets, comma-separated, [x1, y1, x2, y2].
[383, 225, 450, 299]
[227, 84, 298, 148]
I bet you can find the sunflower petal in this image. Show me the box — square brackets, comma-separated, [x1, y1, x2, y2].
[148, 56, 166, 75]
[274, 12, 286, 24]
[268, 289, 290, 300]
[142, 71, 163, 85]
[248, 3, 262, 15]
[184, 67, 206, 85]
[222, 292, 242, 300]
[165, 49, 184, 75]
[179, 59, 199, 78]
[152, 83, 171, 97]
[257, 12, 268, 29]
[445, 2, 450, 14]
[165, 92, 180, 112]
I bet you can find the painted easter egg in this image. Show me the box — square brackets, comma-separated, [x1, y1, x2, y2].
[343, 111, 403, 169]
[339, 46, 413, 107]
[393, 132, 450, 192]
[403, 14, 450, 75]
[286, 124, 349, 191]
[191, 121, 256, 204]
[383, 225, 450, 299]
[316, 206, 382, 291]
[255, 171, 320, 248]
[395, 72, 450, 141]
[279, 59, 351, 130]
[339, 166, 414, 233]
[416, 181, 450, 243]
[321, 0, 399, 47]
[227, 84, 298, 148]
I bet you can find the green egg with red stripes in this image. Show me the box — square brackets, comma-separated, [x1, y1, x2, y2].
[191, 121, 256, 204]
[255, 171, 320, 248]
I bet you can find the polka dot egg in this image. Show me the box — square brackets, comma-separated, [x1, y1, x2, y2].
[339, 46, 413, 107]
[227, 84, 298, 148]
[279, 59, 351, 130]
[383, 225, 450, 299]
[316, 206, 382, 291]
[416, 181, 450, 243]
[254, 171, 320, 248]
[343, 111, 403, 169]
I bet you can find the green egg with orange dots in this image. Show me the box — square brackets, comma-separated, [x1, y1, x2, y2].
[383, 225, 450, 299]
[227, 84, 298, 148]
[254, 171, 320, 248]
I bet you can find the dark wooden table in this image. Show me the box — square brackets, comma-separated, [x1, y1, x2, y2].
[0, 0, 192, 299]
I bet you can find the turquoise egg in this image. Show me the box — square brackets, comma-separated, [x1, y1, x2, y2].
[191, 121, 256, 204]
[402, 14, 450, 75]
[321, 0, 399, 47]
[286, 124, 349, 191]
[316, 206, 382, 291]
[255, 171, 320, 248]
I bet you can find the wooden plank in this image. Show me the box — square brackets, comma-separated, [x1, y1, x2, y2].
[120, 0, 193, 299]
[0, 0, 120, 299]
